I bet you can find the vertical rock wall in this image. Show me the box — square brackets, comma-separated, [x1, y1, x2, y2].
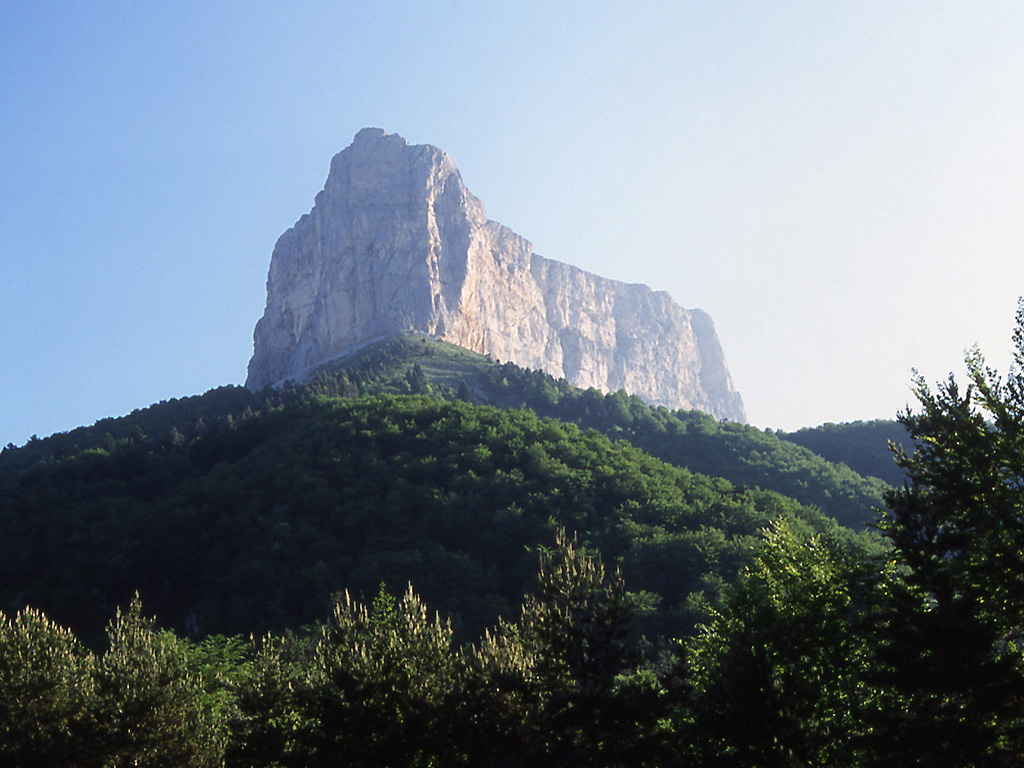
[246, 128, 745, 422]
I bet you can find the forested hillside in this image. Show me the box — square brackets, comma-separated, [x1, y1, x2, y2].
[0, 391, 869, 646]
[779, 419, 913, 486]
[2, 335, 895, 533]
[0, 335, 898, 644]
[4, 313, 1024, 764]
[309, 334, 892, 528]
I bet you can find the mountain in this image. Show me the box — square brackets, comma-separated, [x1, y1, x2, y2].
[245, 128, 745, 422]
[0, 343, 887, 644]
[778, 420, 912, 487]
[305, 334, 888, 529]
[0, 393, 869, 644]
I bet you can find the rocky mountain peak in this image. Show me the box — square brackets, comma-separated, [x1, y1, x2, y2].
[246, 129, 745, 422]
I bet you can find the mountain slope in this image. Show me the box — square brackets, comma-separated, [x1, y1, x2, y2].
[300, 334, 889, 528]
[779, 420, 912, 487]
[0, 387, 876, 646]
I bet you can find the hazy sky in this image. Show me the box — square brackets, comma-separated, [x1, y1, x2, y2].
[3, 1, 1024, 446]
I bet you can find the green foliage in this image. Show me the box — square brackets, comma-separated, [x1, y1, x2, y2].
[683, 519, 880, 766]
[1, 336, 891, 536]
[0, 390, 859, 645]
[296, 585, 457, 766]
[457, 355, 888, 529]
[513, 528, 666, 766]
[0, 607, 96, 766]
[883, 345, 1024, 629]
[0, 331, 905, 763]
[227, 531, 671, 767]
[0, 333, 889, 650]
[0, 385, 258, 480]
[870, 302, 1024, 765]
[0, 596, 232, 767]
[238, 332, 889, 526]
[229, 633, 310, 767]
[520, 528, 636, 696]
[779, 419, 913, 487]
[93, 595, 228, 767]
[6, 321, 1024, 763]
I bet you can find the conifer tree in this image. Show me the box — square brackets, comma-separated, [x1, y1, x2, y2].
[0, 607, 96, 767]
[94, 595, 227, 767]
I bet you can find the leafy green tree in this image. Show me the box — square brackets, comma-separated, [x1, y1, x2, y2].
[228, 632, 313, 768]
[93, 595, 227, 767]
[520, 529, 636, 697]
[186, 633, 248, 724]
[871, 303, 1024, 765]
[514, 528, 661, 766]
[458, 618, 538, 765]
[862, 578, 1022, 767]
[295, 585, 458, 767]
[684, 519, 879, 767]
[0, 607, 97, 767]
[405, 362, 431, 394]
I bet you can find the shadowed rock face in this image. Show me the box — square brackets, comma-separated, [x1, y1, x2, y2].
[246, 128, 746, 422]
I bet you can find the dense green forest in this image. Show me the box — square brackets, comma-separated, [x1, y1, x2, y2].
[1, 334, 897, 530]
[301, 334, 892, 527]
[778, 419, 913, 487]
[3, 315, 1023, 765]
[0, 334, 892, 643]
[0, 391, 868, 646]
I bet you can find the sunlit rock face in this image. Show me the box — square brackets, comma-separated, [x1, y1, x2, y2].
[246, 128, 746, 422]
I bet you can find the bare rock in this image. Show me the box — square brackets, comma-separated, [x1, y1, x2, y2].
[246, 129, 745, 421]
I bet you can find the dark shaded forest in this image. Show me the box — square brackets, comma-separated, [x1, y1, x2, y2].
[0, 392, 866, 645]
[3, 314, 1023, 765]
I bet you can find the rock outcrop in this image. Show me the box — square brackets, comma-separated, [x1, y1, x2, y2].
[246, 128, 746, 421]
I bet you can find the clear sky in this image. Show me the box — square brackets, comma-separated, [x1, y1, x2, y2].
[3, 1, 1024, 446]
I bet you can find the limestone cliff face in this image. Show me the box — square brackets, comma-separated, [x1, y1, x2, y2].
[246, 128, 746, 421]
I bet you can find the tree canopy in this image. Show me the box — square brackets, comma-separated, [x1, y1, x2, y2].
[7, 314, 1024, 764]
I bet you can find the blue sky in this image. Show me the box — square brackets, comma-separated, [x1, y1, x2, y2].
[3, 1, 1024, 446]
